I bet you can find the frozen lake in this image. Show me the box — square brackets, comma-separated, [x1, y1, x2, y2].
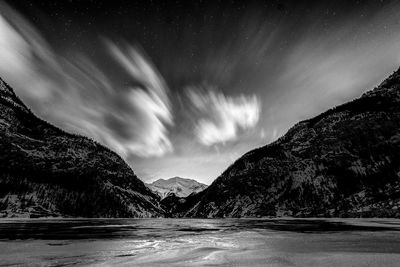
[1, 218, 400, 266]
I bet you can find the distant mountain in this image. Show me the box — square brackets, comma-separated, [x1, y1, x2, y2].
[0, 78, 163, 218]
[146, 177, 207, 199]
[186, 68, 400, 218]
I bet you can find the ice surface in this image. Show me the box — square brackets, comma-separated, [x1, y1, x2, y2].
[0, 218, 400, 266]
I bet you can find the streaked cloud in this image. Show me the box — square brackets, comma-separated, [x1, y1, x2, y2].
[2, 0, 400, 185]
[0, 3, 173, 158]
[104, 42, 173, 157]
[187, 88, 261, 146]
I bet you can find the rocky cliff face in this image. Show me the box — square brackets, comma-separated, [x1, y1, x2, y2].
[186, 68, 400, 218]
[146, 177, 207, 199]
[0, 78, 163, 218]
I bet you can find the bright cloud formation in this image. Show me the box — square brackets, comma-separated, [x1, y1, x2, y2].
[0, 3, 173, 158]
[105, 42, 173, 157]
[188, 88, 261, 146]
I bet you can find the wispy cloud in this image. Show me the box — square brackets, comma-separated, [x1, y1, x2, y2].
[267, 1, 400, 131]
[187, 87, 261, 146]
[0, 3, 173, 158]
[104, 41, 173, 157]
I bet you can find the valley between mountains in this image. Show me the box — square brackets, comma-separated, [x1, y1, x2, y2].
[1, 67, 400, 218]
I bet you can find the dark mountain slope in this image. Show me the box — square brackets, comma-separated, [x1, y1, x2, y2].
[0, 78, 163, 218]
[186, 68, 400, 218]
[161, 190, 206, 217]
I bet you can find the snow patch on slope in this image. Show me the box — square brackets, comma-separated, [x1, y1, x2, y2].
[146, 177, 207, 199]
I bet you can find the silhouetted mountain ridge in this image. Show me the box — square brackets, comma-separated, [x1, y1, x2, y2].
[0, 78, 163, 218]
[185, 67, 400, 218]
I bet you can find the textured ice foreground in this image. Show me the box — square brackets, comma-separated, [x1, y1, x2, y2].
[1, 218, 400, 266]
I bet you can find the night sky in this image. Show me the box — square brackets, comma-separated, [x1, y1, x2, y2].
[1, 0, 400, 184]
